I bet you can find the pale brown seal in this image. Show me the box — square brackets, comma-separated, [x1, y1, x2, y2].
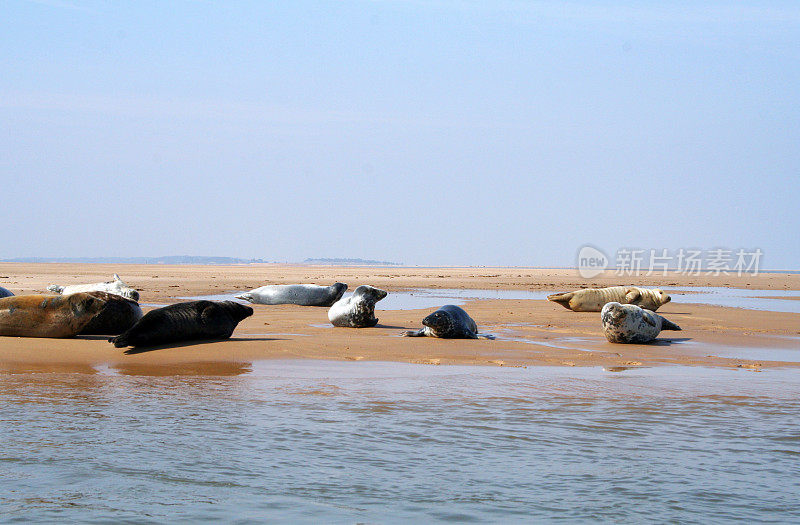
[0, 293, 108, 338]
[547, 286, 671, 312]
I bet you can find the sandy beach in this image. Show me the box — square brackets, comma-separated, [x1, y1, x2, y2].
[0, 263, 798, 372]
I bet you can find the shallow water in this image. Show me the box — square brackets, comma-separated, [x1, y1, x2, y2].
[180, 286, 800, 313]
[664, 287, 800, 314]
[2, 361, 799, 523]
[680, 341, 800, 363]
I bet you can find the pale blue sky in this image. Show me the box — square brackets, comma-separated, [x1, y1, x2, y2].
[2, 1, 798, 267]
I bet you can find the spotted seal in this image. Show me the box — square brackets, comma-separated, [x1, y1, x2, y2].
[79, 291, 143, 335]
[110, 300, 253, 348]
[401, 304, 494, 339]
[47, 273, 140, 302]
[236, 283, 347, 306]
[600, 302, 681, 343]
[327, 285, 387, 327]
[548, 286, 670, 312]
[0, 286, 13, 299]
[0, 293, 108, 338]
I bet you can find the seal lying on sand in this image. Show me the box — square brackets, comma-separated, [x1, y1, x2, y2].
[328, 285, 387, 327]
[0, 286, 13, 298]
[547, 286, 670, 312]
[600, 302, 681, 343]
[236, 283, 347, 306]
[401, 305, 494, 339]
[47, 273, 140, 302]
[109, 300, 253, 348]
[0, 293, 107, 338]
[79, 291, 143, 335]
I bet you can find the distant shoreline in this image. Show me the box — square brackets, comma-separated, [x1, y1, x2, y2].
[1, 257, 797, 273]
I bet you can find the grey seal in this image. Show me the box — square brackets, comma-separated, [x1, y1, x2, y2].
[548, 286, 671, 312]
[401, 305, 494, 339]
[47, 273, 140, 302]
[0, 293, 107, 338]
[327, 285, 387, 327]
[236, 282, 347, 306]
[600, 302, 681, 344]
[110, 300, 253, 348]
[79, 291, 143, 336]
[0, 286, 13, 299]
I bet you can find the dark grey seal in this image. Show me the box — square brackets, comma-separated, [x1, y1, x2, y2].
[236, 282, 347, 306]
[109, 300, 253, 348]
[327, 285, 387, 327]
[0, 286, 13, 299]
[79, 291, 143, 336]
[401, 305, 494, 339]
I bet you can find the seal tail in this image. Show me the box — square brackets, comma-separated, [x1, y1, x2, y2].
[47, 284, 64, 294]
[547, 292, 573, 309]
[659, 316, 682, 331]
[235, 292, 253, 302]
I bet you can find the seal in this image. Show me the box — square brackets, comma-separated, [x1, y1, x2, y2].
[109, 300, 253, 348]
[547, 286, 670, 312]
[600, 302, 681, 343]
[0, 293, 108, 338]
[47, 274, 140, 302]
[401, 305, 494, 339]
[327, 285, 387, 327]
[236, 283, 347, 306]
[0, 286, 13, 298]
[79, 291, 143, 336]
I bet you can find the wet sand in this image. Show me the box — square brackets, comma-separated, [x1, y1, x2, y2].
[0, 263, 798, 371]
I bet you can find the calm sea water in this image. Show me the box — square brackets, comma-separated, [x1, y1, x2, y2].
[2, 361, 799, 523]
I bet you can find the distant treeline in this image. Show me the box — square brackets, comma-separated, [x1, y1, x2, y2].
[303, 258, 402, 266]
[1, 256, 267, 265]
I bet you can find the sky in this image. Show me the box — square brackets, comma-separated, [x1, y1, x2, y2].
[1, 1, 798, 268]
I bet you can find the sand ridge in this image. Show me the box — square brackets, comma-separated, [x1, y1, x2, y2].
[0, 263, 798, 372]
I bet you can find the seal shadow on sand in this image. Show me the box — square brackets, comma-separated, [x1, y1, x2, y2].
[119, 336, 283, 355]
[646, 337, 693, 346]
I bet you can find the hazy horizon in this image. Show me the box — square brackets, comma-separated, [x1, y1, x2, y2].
[2, 1, 798, 269]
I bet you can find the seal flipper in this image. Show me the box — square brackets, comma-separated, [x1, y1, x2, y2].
[235, 292, 254, 303]
[47, 284, 64, 294]
[547, 292, 574, 309]
[659, 316, 682, 331]
[624, 288, 641, 304]
[109, 333, 130, 348]
[476, 333, 495, 340]
[401, 329, 426, 337]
